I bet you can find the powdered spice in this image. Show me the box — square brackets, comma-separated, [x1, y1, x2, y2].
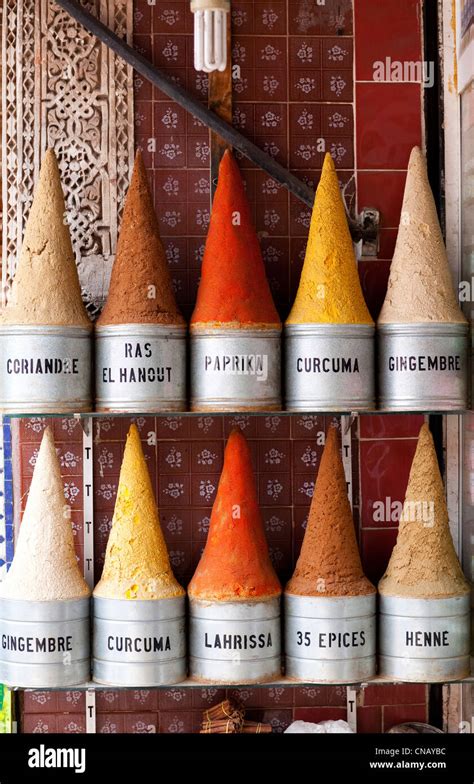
[94, 425, 185, 601]
[97, 150, 184, 327]
[378, 147, 466, 324]
[190, 150, 280, 329]
[188, 429, 281, 601]
[286, 154, 373, 326]
[379, 424, 470, 598]
[0, 427, 90, 601]
[1, 150, 91, 328]
[286, 426, 374, 597]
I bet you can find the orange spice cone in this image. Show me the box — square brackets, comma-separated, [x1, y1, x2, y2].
[92, 425, 186, 686]
[284, 426, 376, 683]
[190, 149, 281, 411]
[377, 147, 468, 411]
[284, 154, 374, 411]
[377, 424, 470, 681]
[0, 149, 92, 413]
[95, 150, 186, 412]
[191, 150, 280, 329]
[188, 429, 281, 683]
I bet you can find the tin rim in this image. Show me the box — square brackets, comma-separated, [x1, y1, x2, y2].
[285, 323, 374, 338]
[93, 595, 185, 621]
[189, 596, 280, 620]
[0, 325, 92, 336]
[0, 597, 90, 621]
[191, 327, 281, 338]
[377, 322, 468, 337]
[379, 593, 470, 617]
[95, 323, 187, 337]
[284, 592, 376, 619]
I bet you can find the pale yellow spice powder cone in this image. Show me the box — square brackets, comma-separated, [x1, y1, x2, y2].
[94, 425, 185, 600]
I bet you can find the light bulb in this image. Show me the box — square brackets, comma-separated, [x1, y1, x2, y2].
[191, 0, 230, 73]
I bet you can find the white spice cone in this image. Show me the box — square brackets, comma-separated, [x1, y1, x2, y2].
[0, 426, 90, 601]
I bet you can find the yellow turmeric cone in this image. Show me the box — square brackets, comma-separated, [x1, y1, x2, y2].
[0, 427, 90, 687]
[95, 424, 184, 600]
[92, 425, 186, 686]
[287, 154, 372, 325]
[188, 429, 282, 683]
[378, 424, 470, 681]
[284, 426, 376, 683]
[285, 154, 374, 410]
[0, 149, 92, 413]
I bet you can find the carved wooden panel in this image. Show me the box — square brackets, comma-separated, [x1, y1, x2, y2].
[1, 0, 134, 316]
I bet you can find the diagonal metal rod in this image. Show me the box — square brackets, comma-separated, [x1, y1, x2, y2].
[54, 0, 316, 208]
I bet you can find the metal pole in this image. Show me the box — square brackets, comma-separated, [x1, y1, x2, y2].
[54, 0, 315, 208]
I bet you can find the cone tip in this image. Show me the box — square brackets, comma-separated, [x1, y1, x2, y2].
[39, 148, 60, 177]
[227, 427, 247, 448]
[417, 421, 432, 444]
[322, 152, 336, 174]
[219, 147, 237, 176]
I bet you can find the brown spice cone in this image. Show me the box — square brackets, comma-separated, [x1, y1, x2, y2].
[98, 149, 184, 326]
[286, 426, 375, 597]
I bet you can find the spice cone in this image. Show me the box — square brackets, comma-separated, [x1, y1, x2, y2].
[286, 154, 373, 325]
[379, 424, 470, 598]
[188, 429, 281, 601]
[190, 149, 280, 329]
[0, 427, 90, 601]
[1, 150, 91, 328]
[378, 147, 466, 324]
[94, 425, 185, 600]
[286, 427, 374, 597]
[97, 150, 184, 326]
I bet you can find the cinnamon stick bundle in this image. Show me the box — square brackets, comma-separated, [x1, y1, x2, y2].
[200, 718, 242, 734]
[203, 699, 244, 723]
[241, 721, 273, 734]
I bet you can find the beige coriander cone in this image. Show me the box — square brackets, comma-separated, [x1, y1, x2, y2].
[1, 149, 91, 328]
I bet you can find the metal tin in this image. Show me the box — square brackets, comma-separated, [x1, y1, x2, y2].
[284, 593, 376, 683]
[284, 324, 375, 411]
[379, 594, 471, 681]
[95, 324, 187, 412]
[190, 327, 281, 411]
[189, 597, 281, 683]
[0, 597, 90, 687]
[92, 596, 186, 686]
[378, 323, 468, 411]
[0, 325, 91, 413]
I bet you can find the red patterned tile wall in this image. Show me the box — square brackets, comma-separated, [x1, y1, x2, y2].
[22, 683, 428, 733]
[134, 0, 355, 319]
[18, 0, 432, 732]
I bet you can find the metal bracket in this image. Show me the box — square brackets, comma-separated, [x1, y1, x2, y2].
[354, 207, 380, 257]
